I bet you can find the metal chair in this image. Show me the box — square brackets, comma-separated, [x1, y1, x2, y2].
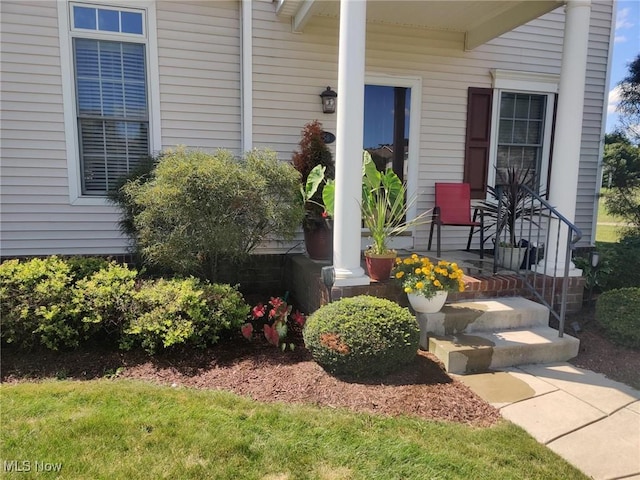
[427, 182, 484, 258]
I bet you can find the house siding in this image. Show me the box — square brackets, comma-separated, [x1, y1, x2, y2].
[156, 0, 242, 151]
[0, 0, 611, 257]
[0, 0, 242, 257]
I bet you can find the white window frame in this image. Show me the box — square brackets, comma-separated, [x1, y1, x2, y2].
[362, 74, 422, 250]
[58, 0, 161, 205]
[488, 70, 558, 195]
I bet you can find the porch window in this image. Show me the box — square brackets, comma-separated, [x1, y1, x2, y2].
[463, 72, 558, 198]
[70, 4, 150, 195]
[496, 92, 547, 191]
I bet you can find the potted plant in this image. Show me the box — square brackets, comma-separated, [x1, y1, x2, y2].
[322, 151, 430, 281]
[481, 167, 542, 270]
[292, 120, 335, 260]
[392, 254, 466, 312]
[323, 152, 430, 281]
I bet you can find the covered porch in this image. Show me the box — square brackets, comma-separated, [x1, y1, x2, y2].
[275, 0, 593, 288]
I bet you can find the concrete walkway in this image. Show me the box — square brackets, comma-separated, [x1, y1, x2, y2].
[454, 363, 640, 480]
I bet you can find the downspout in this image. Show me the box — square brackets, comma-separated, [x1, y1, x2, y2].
[593, 0, 617, 243]
[241, 0, 253, 152]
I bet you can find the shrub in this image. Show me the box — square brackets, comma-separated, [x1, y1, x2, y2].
[119, 147, 304, 282]
[303, 296, 419, 378]
[0, 257, 82, 350]
[597, 232, 640, 290]
[66, 256, 111, 281]
[122, 278, 249, 354]
[73, 262, 139, 336]
[595, 287, 640, 349]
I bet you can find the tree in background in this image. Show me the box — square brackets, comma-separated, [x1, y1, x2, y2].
[616, 53, 640, 144]
[603, 54, 640, 232]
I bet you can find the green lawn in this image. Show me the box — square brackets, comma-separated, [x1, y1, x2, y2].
[1, 380, 588, 480]
[596, 190, 626, 243]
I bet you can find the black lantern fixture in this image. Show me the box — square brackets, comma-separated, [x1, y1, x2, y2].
[320, 86, 337, 114]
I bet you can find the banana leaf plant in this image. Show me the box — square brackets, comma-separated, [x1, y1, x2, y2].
[481, 167, 544, 247]
[322, 151, 431, 255]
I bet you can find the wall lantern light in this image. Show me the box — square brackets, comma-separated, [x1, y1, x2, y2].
[320, 86, 337, 114]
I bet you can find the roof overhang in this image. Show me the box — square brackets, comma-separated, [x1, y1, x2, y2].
[275, 0, 564, 50]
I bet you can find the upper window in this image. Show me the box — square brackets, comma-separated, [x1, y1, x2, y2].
[72, 5, 144, 35]
[70, 3, 149, 195]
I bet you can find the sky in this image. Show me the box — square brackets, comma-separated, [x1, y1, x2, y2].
[606, 0, 640, 133]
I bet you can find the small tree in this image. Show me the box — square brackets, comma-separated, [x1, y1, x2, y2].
[121, 148, 304, 281]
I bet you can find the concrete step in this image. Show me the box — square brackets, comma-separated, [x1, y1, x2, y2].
[428, 326, 580, 374]
[417, 297, 549, 338]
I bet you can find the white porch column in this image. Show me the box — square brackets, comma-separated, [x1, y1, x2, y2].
[538, 0, 591, 276]
[333, 0, 369, 286]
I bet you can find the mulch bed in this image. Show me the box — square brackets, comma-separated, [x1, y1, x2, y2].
[3, 305, 637, 427]
[1, 332, 501, 427]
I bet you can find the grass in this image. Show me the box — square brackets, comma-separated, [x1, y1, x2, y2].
[595, 190, 627, 243]
[0, 380, 589, 480]
[595, 223, 621, 243]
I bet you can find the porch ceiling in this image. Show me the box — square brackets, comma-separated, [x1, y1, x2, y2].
[275, 0, 564, 50]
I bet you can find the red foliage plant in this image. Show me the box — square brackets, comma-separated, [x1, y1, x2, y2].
[291, 120, 335, 184]
[241, 296, 306, 351]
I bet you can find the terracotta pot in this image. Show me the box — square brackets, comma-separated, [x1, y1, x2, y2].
[407, 291, 448, 313]
[364, 251, 397, 282]
[304, 225, 332, 260]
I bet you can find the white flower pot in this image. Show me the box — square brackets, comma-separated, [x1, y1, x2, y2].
[498, 245, 527, 271]
[407, 291, 448, 313]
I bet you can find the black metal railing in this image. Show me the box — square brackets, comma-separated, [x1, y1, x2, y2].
[492, 184, 582, 337]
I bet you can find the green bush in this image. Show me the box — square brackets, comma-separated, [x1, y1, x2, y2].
[303, 296, 419, 378]
[66, 256, 111, 281]
[595, 287, 640, 349]
[597, 232, 640, 290]
[119, 147, 304, 282]
[1, 256, 249, 354]
[73, 262, 139, 336]
[122, 278, 249, 354]
[0, 257, 82, 350]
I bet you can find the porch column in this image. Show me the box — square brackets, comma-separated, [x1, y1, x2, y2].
[539, 0, 591, 276]
[333, 0, 369, 286]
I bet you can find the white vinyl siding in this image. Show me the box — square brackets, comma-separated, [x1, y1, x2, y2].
[156, 1, 241, 152]
[0, 0, 129, 256]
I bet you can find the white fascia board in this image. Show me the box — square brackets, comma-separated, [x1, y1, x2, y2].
[292, 0, 317, 33]
[465, 1, 563, 51]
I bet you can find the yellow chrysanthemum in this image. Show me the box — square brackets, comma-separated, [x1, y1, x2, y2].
[395, 271, 404, 279]
[395, 257, 402, 264]
[403, 258, 412, 265]
[451, 262, 458, 269]
[459, 285, 465, 292]
[414, 268, 422, 274]
[404, 287, 413, 293]
[411, 253, 418, 259]
[415, 281, 424, 289]
[433, 280, 442, 288]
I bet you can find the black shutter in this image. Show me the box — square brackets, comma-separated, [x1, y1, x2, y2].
[463, 87, 493, 199]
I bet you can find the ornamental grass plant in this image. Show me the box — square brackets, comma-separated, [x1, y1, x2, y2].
[393, 254, 466, 298]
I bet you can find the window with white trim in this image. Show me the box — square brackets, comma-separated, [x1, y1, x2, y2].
[495, 92, 550, 191]
[70, 3, 149, 195]
[487, 70, 558, 195]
